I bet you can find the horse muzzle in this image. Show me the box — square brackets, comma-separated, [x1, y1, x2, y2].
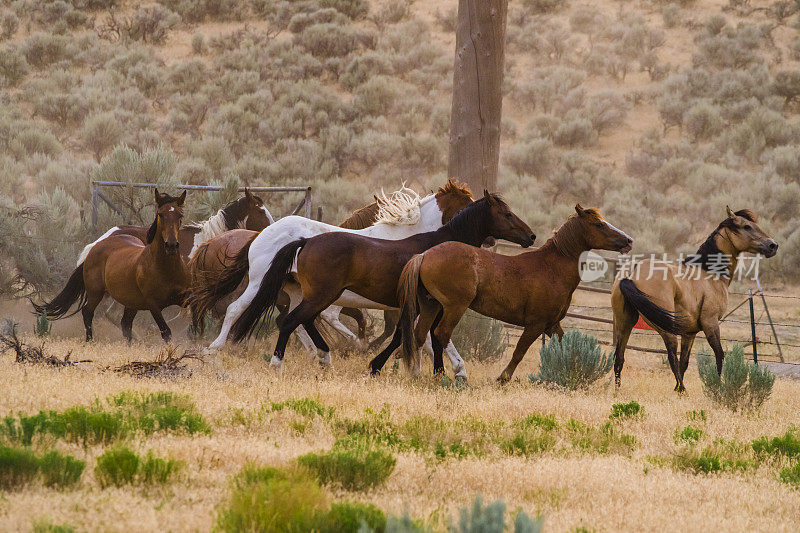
[761, 240, 778, 258]
[618, 238, 633, 254]
[165, 242, 180, 255]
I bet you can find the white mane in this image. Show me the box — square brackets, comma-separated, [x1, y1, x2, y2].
[374, 185, 422, 226]
[187, 209, 236, 244]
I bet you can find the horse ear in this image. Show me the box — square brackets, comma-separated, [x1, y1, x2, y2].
[154, 188, 161, 203]
[245, 188, 254, 201]
[483, 190, 496, 205]
[575, 204, 585, 216]
[177, 190, 187, 206]
[726, 205, 734, 218]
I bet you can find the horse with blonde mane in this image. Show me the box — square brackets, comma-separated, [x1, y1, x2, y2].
[190, 180, 476, 376]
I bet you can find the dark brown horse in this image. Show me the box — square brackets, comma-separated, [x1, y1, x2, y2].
[33, 190, 191, 343]
[229, 192, 536, 373]
[395, 205, 632, 382]
[612, 207, 778, 392]
[185, 193, 408, 337]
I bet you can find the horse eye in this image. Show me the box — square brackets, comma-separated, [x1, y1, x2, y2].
[743, 224, 752, 230]
[594, 222, 604, 228]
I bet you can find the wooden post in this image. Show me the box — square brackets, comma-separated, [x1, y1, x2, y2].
[448, 0, 508, 194]
[91, 182, 99, 230]
[748, 289, 758, 364]
[304, 187, 312, 219]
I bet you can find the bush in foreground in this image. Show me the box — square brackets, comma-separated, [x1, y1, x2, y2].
[0, 446, 84, 489]
[530, 330, 613, 390]
[94, 446, 182, 487]
[298, 436, 396, 491]
[697, 345, 775, 411]
[455, 495, 543, 533]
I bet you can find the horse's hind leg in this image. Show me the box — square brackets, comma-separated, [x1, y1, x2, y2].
[301, 320, 331, 367]
[612, 291, 638, 388]
[431, 304, 469, 376]
[150, 309, 172, 343]
[676, 334, 696, 393]
[81, 292, 104, 342]
[657, 331, 680, 391]
[272, 297, 334, 370]
[368, 310, 399, 351]
[340, 307, 368, 340]
[368, 326, 402, 375]
[121, 308, 137, 344]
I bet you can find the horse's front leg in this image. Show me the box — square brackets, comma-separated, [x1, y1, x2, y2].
[150, 308, 172, 343]
[701, 320, 725, 375]
[499, 323, 544, 384]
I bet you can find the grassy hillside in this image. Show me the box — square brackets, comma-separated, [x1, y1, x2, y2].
[1, 0, 800, 293]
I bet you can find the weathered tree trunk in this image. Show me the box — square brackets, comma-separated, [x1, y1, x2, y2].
[448, 0, 508, 194]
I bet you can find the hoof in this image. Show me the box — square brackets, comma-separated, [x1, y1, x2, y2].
[269, 357, 284, 374]
[318, 352, 332, 368]
[497, 375, 510, 385]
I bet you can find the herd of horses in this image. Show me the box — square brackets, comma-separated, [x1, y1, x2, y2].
[33, 180, 779, 390]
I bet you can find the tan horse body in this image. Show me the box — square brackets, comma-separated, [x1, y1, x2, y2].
[396, 205, 633, 382]
[34, 190, 190, 343]
[612, 208, 778, 392]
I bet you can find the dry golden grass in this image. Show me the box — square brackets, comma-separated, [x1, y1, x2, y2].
[0, 329, 798, 532]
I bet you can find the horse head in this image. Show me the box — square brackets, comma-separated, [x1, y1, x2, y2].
[482, 190, 536, 248]
[241, 188, 273, 231]
[719, 207, 778, 258]
[435, 179, 474, 224]
[572, 205, 633, 253]
[152, 188, 186, 255]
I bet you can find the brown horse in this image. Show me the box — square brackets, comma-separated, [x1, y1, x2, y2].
[229, 192, 536, 373]
[611, 207, 778, 392]
[76, 188, 272, 265]
[33, 190, 191, 343]
[395, 205, 633, 382]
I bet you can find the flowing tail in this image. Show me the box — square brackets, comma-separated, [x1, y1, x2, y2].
[31, 264, 86, 319]
[397, 253, 425, 371]
[230, 238, 308, 344]
[185, 233, 258, 333]
[618, 278, 689, 335]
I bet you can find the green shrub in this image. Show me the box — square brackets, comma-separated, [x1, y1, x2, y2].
[455, 495, 543, 533]
[697, 345, 775, 411]
[216, 466, 328, 533]
[530, 330, 613, 390]
[779, 462, 800, 486]
[752, 426, 800, 459]
[296, 23, 364, 58]
[316, 501, 387, 533]
[676, 426, 703, 444]
[500, 428, 556, 457]
[0, 446, 40, 489]
[191, 33, 206, 54]
[271, 397, 335, 419]
[522, 0, 567, 14]
[82, 112, 125, 161]
[319, 0, 369, 20]
[95, 446, 182, 487]
[298, 437, 396, 491]
[94, 447, 139, 487]
[519, 413, 558, 432]
[33, 312, 51, 337]
[333, 406, 400, 447]
[21, 33, 74, 69]
[566, 420, 637, 454]
[610, 401, 643, 420]
[553, 116, 598, 148]
[31, 521, 75, 533]
[505, 138, 554, 178]
[670, 440, 753, 474]
[38, 451, 85, 488]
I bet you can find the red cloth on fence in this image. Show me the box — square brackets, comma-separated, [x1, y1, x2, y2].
[634, 316, 653, 330]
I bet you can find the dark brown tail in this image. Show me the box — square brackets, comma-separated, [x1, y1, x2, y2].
[185, 233, 257, 333]
[31, 264, 86, 319]
[397, 253, 425, 371]
[230, 238, 308, 343]
[618, 278, 689, 335]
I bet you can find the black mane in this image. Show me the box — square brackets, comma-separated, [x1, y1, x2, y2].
[441, 195, 505, 245]
[146, 216, 158, 244]
[681, 210, 754, 277]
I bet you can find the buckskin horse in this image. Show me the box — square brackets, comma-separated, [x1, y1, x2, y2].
[230, 191, 536, 374]
[193, 180, 475, 355]
[33, 190, 191, 343]
[393, 205, 632, 383]
[611, 207, 778, 392]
